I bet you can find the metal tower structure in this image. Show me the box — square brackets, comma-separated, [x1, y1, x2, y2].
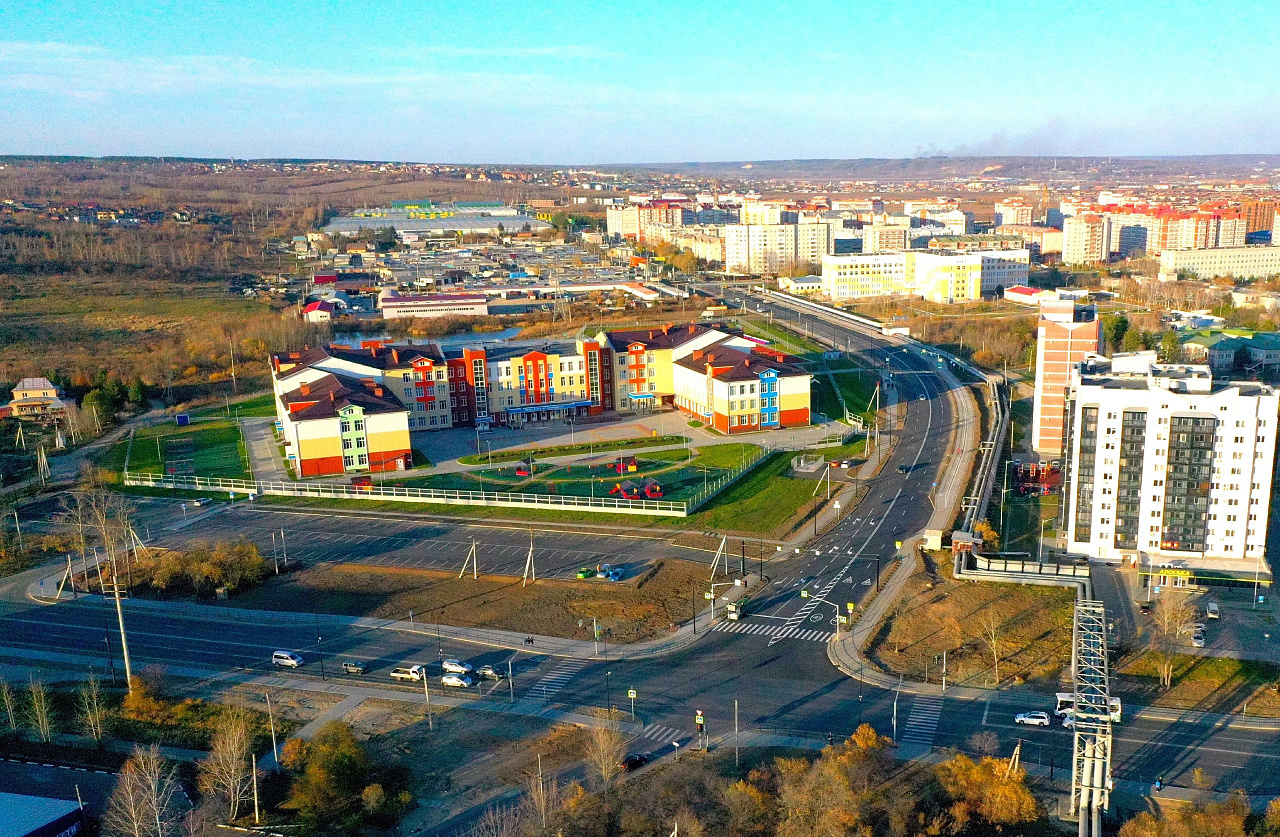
[1069, 600, 1113, 837]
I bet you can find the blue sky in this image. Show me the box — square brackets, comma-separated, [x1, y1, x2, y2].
[1, 0, 1277, 164]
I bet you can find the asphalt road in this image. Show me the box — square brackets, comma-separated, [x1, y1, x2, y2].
[8, 292, 1280, 797]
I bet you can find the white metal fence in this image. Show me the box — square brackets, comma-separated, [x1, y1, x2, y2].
[124, 444, 771, 518]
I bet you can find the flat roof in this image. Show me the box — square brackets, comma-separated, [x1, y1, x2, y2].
[0, 791, 81, 837]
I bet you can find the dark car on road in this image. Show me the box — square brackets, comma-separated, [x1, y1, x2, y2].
[618, 754, 649, 771]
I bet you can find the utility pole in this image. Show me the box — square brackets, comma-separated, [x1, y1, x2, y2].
[522, 531, 536, 586]
[251, 754, 260, 823]
[734, 698, 739, 768]
[265, 693, 279, 763]
[459, 538, 478, 579]
[422, 675, 434, 731]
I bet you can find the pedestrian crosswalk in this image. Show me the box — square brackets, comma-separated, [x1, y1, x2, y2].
[711, 621, 834, 643]
[524, 659, 589, 703]
[899, 695, 944, 748]
[640, 723, 685, 746]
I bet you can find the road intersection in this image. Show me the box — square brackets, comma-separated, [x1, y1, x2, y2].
[4, 291, 1279, 801]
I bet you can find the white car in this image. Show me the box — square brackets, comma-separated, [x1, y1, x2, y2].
[1206, 602, 1220, 619]
[271, 651, 304, 668]
[441, 674, 474, 688]
[1014, 711, 1050, 727]
[442, 659, 473, 675]
[1062, 712, 1076, 729]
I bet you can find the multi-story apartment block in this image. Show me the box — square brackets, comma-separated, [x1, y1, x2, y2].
[1060, 353, 1277, 584]
[993, 199, 1033, 227]
[861, 224, 909, 254]
[724, 223, 832, 274]
[1031, 299, 1101, 458]
[1062, 214, 1111, 265]
[672, 345, 811, 433]
[994, 224, 1063, 257]
[820, 249, 1029, 303]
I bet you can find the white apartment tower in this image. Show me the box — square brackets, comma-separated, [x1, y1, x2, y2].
[1062, 214, 1111, 265]
[1061, 353, 1278, 584]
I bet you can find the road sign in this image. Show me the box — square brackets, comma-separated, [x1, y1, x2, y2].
[695, 713, 705, 725]
[847, 602, 855, 612]
[800, 590, 809, 598]
[838, 615, 848, 624]
[895, 540, 902, 549]
[627, 689, 637, 700]
[704, 592, 713, 600]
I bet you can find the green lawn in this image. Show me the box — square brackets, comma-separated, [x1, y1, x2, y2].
[832, 369, 879, 423]
[740, 319, 825, 356]
[126, 420, 250, 480]
[997, 492, 1060, 555]
[812, 377, 843, 422]
[818, 436, 867, 462]
[190, 392, 278, 418]
[684, 451, 814, 535]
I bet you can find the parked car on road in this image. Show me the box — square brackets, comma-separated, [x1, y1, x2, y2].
[442, 659, 473, 675]
[1206, 602, 1220, 619]
[390, 665, 426, 682]
[1192, 632, 1206, 648]
[1014, 711, 1050, 727]
[576, 567, 596, 579]
[272, 651, 304, 668]
[341, 660, 367, 675]
[477, 665, 505, 680]
[1138, 602, 1152, 615]
[442, 674, 474, 688]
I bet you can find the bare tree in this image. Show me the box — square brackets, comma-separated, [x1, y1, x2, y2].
[979, 608, 1005, 687]
[584, 723, 627, 788]
[198, 708, 252, 821]
[468, 803, 523, 837]
[525, 773, 561, 831]
[1150, 591, 1196, 688]
[78, 672, 107, 742]
[27, 677, 54, 742]
[102, 744, 184, 837]
[0, 677, 16, 732]
[58, 492, 96, 588]
[967, 730, 1000, 757]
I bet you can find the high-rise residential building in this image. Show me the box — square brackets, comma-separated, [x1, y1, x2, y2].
[993, 198, 1033, 227]
[819, 249, 1029, 303]
[1240, 199, 1277, 234]
[1031, 299, 1101, 458]
[724, 223, 831, 274]
[1062, 214, 1111, 264]
[1060, 353, 1277, 584]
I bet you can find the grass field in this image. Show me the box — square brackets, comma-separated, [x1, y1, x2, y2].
[683, 451, 814, 535]
[218, 558, 729, 643]
[125, 419, 250, 480]
[190, 392, 278, 418]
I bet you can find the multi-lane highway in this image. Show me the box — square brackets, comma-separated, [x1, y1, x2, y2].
[5, 289, 1279, 796]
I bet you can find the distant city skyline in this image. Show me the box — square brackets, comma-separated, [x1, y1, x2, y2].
[3, 0, 1278, 164]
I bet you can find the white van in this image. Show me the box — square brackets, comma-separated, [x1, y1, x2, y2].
[272, 651, 304, 668]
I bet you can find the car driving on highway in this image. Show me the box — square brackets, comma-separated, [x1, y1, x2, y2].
[477, 665, 505, 680]
[1014, 711, 1050, 727]
[271, 651, 304, 668]
[441, 674, 474, 688]
[442, 659, 473, 675]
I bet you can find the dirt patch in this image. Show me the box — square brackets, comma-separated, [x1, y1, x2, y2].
[197, 685, 347, 725]
[866, 553, 1074, 689]
[220, 558, 730, 643]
